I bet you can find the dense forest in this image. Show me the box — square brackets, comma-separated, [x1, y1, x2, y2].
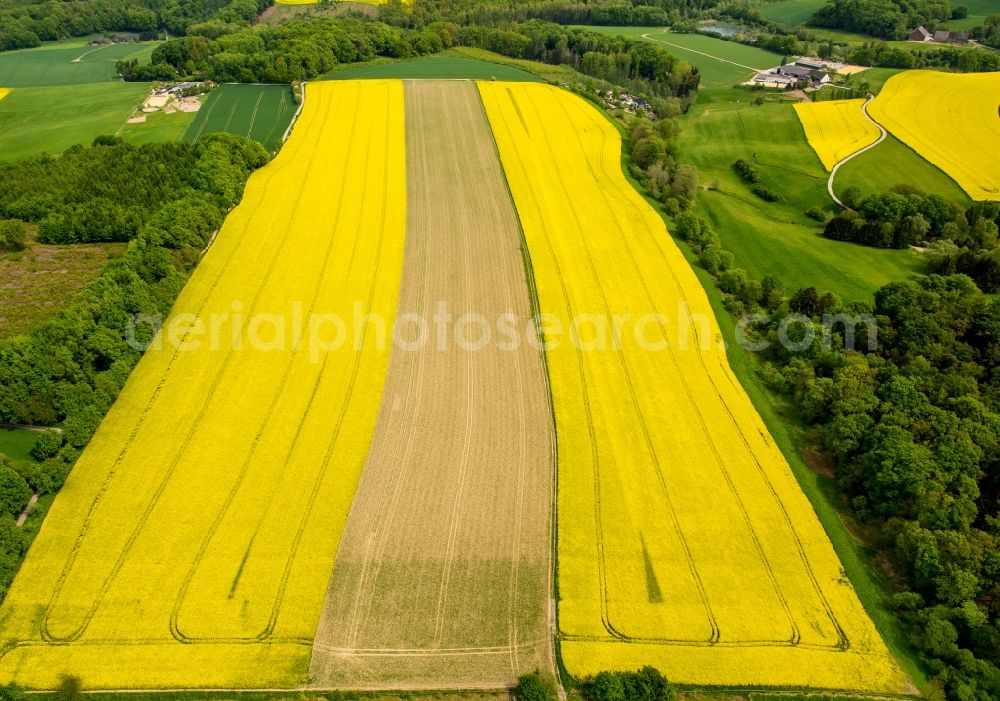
[0, 141, 236, 244]
[811, 0, 953, 39]
[0, 0, 270, 51]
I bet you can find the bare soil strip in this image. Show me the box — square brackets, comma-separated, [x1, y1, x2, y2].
[308, 81, 554, 689]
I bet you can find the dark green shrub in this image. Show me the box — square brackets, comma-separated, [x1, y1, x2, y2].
[30, 430, 62, 462]
[514, 671, 555, 701]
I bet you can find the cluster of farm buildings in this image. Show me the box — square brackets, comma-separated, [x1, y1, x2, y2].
[753, 58, 832, 89]
[907, 26, 969, 44]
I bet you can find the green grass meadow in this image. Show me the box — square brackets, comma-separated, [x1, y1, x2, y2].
[183, 84, 297, 152]
[329, 54, 543, 81]
[0, 82, 149, 160]
[677, 89, 923, 301]
[578, 27, 782, 88]
[756, 0, 827, 27]
[835, 132, 971, 205]
[0, 429, 39, 466]
[0, 41, 157, 88]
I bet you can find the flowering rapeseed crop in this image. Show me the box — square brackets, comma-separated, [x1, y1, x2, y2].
[869, 70, 1000, 201]
[0, 80, 407, 688]
[479, 81, 909, 694]
[794, 98, 881, 171]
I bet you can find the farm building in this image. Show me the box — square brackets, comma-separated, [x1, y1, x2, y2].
[753, 59, 831, 88]
[753, 72, 796, 87]
[795, 58, 827, 71]
[910, 26, 968, 44]
[771, 62, 831, 87]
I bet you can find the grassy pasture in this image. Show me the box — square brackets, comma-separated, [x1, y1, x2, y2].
[578, 27, 782, 88]
[183, 83, 296, 152]
[756, 0, 827, 27]
[0, 82, 149, 160]
[0, 231, 126, 339]
[835, 132, 971, 204]
[849, 66, 902, 93]
[329, 54, 543, 81]
[0, 41, 157, 88]
[0, 428, 39, 467]
[677, 89, 922, 300]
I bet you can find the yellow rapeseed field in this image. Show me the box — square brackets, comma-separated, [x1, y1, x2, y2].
[0, 88, 10, 102]
[794, 98, 881, 171]
[0, 80, 407, 688]
[869, 70, 1000, 200]
[479, 81, 909, 693]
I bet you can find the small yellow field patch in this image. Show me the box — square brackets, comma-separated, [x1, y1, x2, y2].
[0, 88, 10, 102]
[794, 98, 881, 171]
[869, 70, 1000, 200]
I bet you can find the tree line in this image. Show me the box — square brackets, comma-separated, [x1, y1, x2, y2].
[0, 140, 215, 244]
[124, 16, 700, 107]
[394, 0, 722, 30]
[0, 0, 269, 52]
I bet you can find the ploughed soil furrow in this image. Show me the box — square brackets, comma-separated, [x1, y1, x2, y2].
[308, 80, 554, 689]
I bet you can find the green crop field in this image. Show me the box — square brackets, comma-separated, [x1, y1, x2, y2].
[756, 0, 827, 27]
[0, 82, 149, 160]
[834, 133, 971, 205]
[677, 89, 923, 300]
[183, 84, 297, 152]
[578, 27, 782, 88]
[329, 54, 543, 81]
[0, 41, 157, 87]
[804, 26, 880, 44]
